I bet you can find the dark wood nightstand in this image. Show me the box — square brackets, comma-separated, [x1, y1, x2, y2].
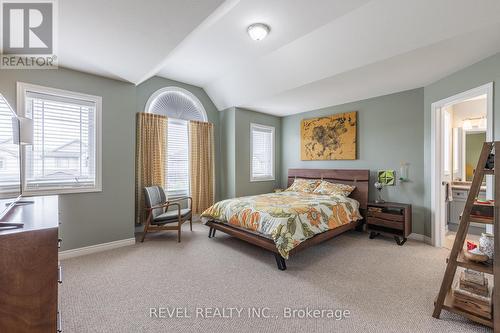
[366, 202, 412, 245]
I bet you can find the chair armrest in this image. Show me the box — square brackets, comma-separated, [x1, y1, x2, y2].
[146, 197, 192, 212]
[167, 196, 192, 203]
[147, 202, 181, 211]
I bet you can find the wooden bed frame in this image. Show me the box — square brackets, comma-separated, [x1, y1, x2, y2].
[206, 169, 370, 270]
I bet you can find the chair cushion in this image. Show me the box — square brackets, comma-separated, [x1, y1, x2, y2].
[144, 186, 167, 218]
[152, 208, 192, 224]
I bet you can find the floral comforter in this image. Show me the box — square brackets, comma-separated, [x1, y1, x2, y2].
[201, 191, 361, 259]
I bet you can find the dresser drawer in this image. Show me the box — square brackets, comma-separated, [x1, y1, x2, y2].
[367, 211, 404, 222]
[367, 217, 404, 230]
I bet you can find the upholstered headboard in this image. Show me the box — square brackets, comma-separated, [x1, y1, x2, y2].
[287, 169, 370, 211]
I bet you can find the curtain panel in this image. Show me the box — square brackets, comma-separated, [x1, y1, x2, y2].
[135, 113, 167, 225]
[189, 121, 215, 214]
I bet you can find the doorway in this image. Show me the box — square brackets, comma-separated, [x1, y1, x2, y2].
[431, 83, 494, 248]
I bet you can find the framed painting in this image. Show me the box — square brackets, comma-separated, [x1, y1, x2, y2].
[300, 111, 357, 160]
[378, 170, 396, 186]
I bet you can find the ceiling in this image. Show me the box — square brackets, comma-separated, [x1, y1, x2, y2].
[58, 0, 500, 116]
[58, 0, 226, 83]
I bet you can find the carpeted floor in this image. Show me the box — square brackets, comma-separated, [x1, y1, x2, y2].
[444, 231, 481, 250]
[60, 223, 491, 333]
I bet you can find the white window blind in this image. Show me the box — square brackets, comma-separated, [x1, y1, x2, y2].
[23, 87, 101, 193]
[250, 123, 275, 181]
[166, 119, 189, 196]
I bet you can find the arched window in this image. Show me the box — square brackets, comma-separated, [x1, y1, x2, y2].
[145, 87, 207, 196]
[145, 87, 207, 121]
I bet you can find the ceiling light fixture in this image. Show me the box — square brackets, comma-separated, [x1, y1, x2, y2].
[247, 23, 270, 41]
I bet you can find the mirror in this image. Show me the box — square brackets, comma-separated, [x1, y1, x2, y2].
[452, 127, 486, 182]
[465, 131, 486, 181]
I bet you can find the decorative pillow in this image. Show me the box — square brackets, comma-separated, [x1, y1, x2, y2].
[285, 178, 321, 193]
[313, 181, 356, 197]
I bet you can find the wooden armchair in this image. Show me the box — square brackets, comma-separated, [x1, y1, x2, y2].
[141, 186, 193, 243]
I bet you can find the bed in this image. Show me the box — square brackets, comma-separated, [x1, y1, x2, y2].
[202, 169, 369, 270]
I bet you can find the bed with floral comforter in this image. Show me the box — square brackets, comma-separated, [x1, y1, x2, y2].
[201, 191, 361, 258]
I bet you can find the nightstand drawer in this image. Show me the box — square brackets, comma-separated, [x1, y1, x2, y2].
[367, 217, 404, 230]
[366, 211, 404, 222]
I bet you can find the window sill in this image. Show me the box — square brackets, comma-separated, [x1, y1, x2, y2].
[22, 186, 102, 196]
[250, 177, 275, 183]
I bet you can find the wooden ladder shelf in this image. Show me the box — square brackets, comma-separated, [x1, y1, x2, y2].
[433, 141, 500, 331]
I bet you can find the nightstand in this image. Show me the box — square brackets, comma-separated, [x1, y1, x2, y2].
[366, 202, 412, 246]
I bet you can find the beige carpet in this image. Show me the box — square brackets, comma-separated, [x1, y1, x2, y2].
[60, 223, 491, 333]
[444, 231, 481, 250]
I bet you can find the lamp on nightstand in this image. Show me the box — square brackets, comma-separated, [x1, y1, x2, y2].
[374, 182, 385, 204]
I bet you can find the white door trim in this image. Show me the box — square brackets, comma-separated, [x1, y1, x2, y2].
[431, 82, 494, 247]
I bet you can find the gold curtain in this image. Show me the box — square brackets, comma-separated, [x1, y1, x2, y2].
[135, 113, 167, 224]
[189, 120, 215, 214]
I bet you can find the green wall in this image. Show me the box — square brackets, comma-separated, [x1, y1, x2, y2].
[424, 52, 500, 237]
[219, 108, 236, 199]
[0, 68, 221, 250]
[280, 52, 500, 238]
[280, 89, 426, 235]
[3, 52, 500, 246]
[219, 107, 281, 198]
[0, 68, 136, 250]
[235, 108, 281, 197]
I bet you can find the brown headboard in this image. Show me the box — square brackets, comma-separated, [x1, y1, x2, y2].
[287, 169, 370, 210]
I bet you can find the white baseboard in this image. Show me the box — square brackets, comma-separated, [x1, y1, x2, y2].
[408, 233, 432, 244]
[59, 238, 136, 260]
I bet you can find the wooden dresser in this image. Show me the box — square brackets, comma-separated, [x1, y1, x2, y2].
[0, 196, 60, 333]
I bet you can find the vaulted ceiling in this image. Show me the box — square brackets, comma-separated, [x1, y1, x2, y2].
[59, 0, 500, 116]
[59, 0, 226, 83]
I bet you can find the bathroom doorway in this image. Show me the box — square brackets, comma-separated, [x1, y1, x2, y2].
[431, 83, 494, 248]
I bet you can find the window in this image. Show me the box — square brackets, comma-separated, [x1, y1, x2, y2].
[250, 123, 275, 182]
[18, 82, 102, 194]
[146, 87, 207, 197]
[145, 86, 207, 197]
[166, 119, 189, 196]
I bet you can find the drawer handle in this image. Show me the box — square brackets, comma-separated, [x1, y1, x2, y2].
[58, 265, 63, 284]
[58, 239, 62, 249]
